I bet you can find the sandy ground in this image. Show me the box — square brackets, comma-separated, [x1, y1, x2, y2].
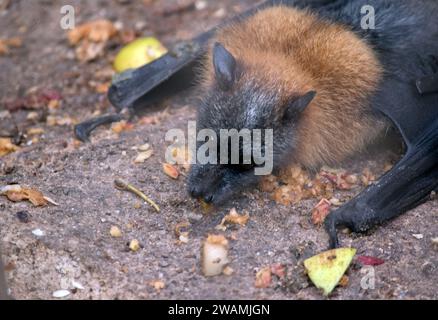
[0, 0, 437, 300]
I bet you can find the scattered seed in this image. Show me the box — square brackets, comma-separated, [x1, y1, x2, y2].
[129, 239, 141, 252]
[110, 226, 122, 238]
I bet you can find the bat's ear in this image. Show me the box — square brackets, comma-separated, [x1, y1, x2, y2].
[213, 42, 237, 91]
[284, 91, 316, 120]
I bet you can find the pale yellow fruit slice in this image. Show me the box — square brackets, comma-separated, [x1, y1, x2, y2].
[114, 37, 167, 73]
[304, 248, 356, 296]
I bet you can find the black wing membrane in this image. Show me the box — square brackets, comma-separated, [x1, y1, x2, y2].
[325, 77, 438, 248]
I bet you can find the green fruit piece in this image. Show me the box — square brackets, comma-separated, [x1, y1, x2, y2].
[114, 37, 167, 73]
[304, 247, 356, 296]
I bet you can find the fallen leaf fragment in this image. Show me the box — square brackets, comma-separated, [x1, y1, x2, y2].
[270, 264, 286, 279]
[111, 120, 134, 134]
[216, 208, 250, 231]
[311, 198, 331, 226]
[68, 20, 117, 45]
[163, 163, 180, 179]
[0, 138, 19, 156]
[110, 226, 122, 238]
[338, 275, 349, 287]
[304, 248, 357, 296]
[201, 235, 229, 277]
[0, 37, 22, 55]
[356, 255, 385, 266]
[0, 185, 48, 207]
[134, 149, 153, 164]
[255, 267, 272, 288]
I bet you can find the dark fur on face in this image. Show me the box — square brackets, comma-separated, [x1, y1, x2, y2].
[188, 43, 315, 205]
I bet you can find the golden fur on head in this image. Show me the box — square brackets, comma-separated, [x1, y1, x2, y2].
[202, 6, 387, 169]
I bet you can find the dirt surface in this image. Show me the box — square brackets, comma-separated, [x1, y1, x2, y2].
[0, 0, 437, 300]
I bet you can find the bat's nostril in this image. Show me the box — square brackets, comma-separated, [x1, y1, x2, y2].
[189, 187, 202, 199]
[203, 194, 214, 204]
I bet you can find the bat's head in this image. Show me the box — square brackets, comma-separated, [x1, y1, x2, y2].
[188, 43, 316, 205]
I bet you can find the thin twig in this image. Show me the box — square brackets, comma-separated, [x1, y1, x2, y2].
[114, 178, 160, 213]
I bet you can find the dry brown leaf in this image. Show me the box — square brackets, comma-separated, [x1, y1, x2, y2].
[68, 20, 117, 45]
[0, 138, 19, 156]
[163, 163, 179, 179]
[311, 198, 332, 226]
[0, 37, 22, 55]
[216, 208, 250, 231]
[255, 267, 272, 288]
[75, 41, 105, 63]
[0, 185, 48, 207]
[338, 275, 349, 287]
[270, 264, 286, 279]
[111, 120, 134, 134]
[134, 149, 153, 164]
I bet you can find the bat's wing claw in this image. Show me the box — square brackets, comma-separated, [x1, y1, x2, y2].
[324, 212, 340, 249]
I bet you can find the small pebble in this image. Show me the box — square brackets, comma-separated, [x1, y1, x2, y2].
[16, 211, 30, 223]
[412, 234, 424, 240]
[52, 290, 71, 298]
[32, 229, 45, 237]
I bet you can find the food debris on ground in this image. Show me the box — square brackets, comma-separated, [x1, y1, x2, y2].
[255, 267, 272, 288]
[304, 248, 357, 296]
[32, 229, 45, 237]
[0, 138, 19, 156]
[311, 198, 332, 226]
[52, 290, 71, 299]
[134, 150, 154, 164]
[216, 208, 250, 231]
[270, 264, 286, 279]
[149, 280, 165, 292]
[201, 235, 229, 277]
[0, 37, 22, 55]
[114, 178, 160, 212]
[114, 37, 168, 73]
[110, 226, 122, 238]
[163, 163, 180, 180]
[68, 19, 118, 63]
[260, 165, 373, 207]
[111, 120, 134, 134]
[129, 239, 141, 252]
[356, 255, 385, 266]
[0, 185, 50, 207]
[223, 266, 234, 276]
[174, 221, 191, 244]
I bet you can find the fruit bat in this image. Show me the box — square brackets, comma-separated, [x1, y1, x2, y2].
[75, 0, 438, 248]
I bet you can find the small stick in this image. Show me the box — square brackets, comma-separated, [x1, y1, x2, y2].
[114, 179, 160, 213]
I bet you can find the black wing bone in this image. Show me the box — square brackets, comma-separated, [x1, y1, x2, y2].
[325, 76, 438, 248]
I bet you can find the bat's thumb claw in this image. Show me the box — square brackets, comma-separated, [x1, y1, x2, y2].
[324, 213, 340, 249]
